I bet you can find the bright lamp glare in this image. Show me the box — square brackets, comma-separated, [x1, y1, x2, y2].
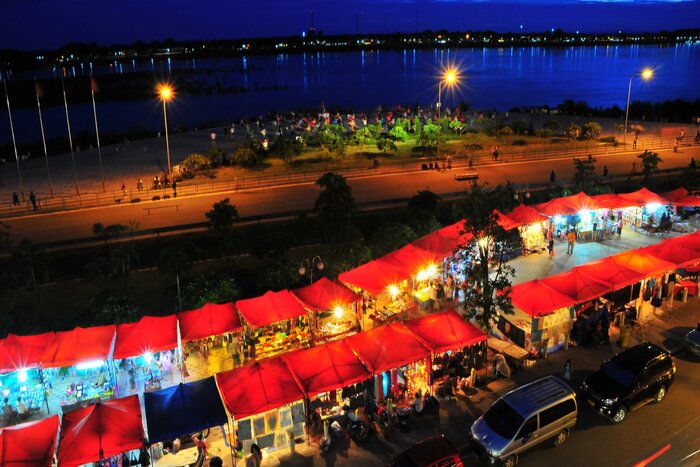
[554, 216, 564, 224]
[646, 203, 661, 212]
[144, 352, 153, 363]
[387, 285, 400, 298]
[333, 306, 344, 319]
[580, 210, 592, 224]
[75, 359, 105, 371]
[641, 68, 653, 80]
[17, 370, 28, 383]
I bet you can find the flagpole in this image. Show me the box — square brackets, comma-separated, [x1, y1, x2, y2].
[35, 78, 54, 197]
[90, 74, 106, 192]
[3, 78, 25, 202]
[61, 75, 80, 196]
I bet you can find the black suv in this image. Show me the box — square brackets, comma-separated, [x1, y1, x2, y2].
[580, 343, 675, 424]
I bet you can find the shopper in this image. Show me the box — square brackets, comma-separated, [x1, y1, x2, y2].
[29, 190, 37, 210]
[245, 444, 262, 467]
[563, 359, 573, 381]
[566, 229, 576, 254]
[548, 238, 555, 260]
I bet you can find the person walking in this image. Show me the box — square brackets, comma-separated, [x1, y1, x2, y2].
[549, 170, 556, 183]
[674, 138, 679, 153]
[548, 238, 555, 260]
[566, 229, 576, 255]
[172, 180, 177, 197]
[121, 182, 126, 195]
[245, 444, 262, 467]
[563, 359, 573, 382]
[29, 190, 37, 211]
[11, 192, 20, 206]
[136, 179, 143, 191]
[690, 158, 697, 169]
[633, 135, 638, 149]
[603, 165, 608, 177]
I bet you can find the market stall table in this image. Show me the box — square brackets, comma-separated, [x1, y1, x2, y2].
[487, 337, 529, 369]
[154, 447, 199, 467]
[675, 279, 698, 297]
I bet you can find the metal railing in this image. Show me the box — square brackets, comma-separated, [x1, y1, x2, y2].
[1, 136, 694, 219]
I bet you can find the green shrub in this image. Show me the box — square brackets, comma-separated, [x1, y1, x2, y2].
[181, 153, 212, 174]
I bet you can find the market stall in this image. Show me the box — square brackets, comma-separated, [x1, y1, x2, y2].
[498, 204, 549, 254]
[291, 277, 361, 342]
[382, 244, 448, 311]
[0, 415, 59, 466]
[0, 332, 55, 421]
[500, 280, 577, 354]
[57, 395, 145, 467]
[40, 325, 117, 414]
[338, 258, 413, 326]
[236, 290, 312, 360]
[144, 377, 229, 463]
[178, 302, 244, 376]
[422, 220, 475, 286]
[113, 315, 180, 396]
[346, 323, 431, 407]
[618, 188, 675, 234]
[282, 340, 371, 434]
[660, 187, 700, 207]
[534, 192, 605, 241]
[216, 360, 307, 456]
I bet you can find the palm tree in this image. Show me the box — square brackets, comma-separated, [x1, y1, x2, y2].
[638, 150, 663, 182]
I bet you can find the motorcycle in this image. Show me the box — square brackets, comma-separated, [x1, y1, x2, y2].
[347, 409, 371, 443]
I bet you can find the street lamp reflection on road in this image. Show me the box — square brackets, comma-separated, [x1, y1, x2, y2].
[624, 68, 653, 144]
[157, 83, 174, 174]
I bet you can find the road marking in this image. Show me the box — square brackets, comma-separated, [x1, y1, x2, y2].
[633, 444, 671, 467]
[678, 448, 700, 464]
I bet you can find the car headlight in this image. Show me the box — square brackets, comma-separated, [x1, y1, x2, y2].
[602, 398, 617, 406]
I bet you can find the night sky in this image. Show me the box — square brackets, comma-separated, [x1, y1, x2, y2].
[1, 0, 698, 51]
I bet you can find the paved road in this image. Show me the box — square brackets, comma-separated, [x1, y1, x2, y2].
[4, 146, 698, 244]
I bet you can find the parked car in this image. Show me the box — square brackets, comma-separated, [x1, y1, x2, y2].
[470, 376, 577, 467]
[389, 434, 464, 467]
[580, 342, 676, 424]
[684, 326, 700, 357]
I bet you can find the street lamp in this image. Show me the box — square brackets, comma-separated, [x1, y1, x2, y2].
[624, 68, 653, 144]
[158, 83, 174, 174]
[436, 68, 459, 160]
[299, 256, 324, 284]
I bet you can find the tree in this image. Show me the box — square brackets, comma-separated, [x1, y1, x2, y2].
[462, 132, 483, 154]
[270, 134, 302, 165]
[564, 123, 581, 140]
[389, 125, 408, 142]
[572, 154, 598, 192]
[407, 190, 443, 235]
[376, 135, 397, 154]
[417, 123, 438, 156]
[83, 293, 138, 326]
[457, 183, 518, 331]
[182, 271, 240, 309]
[231, 146, 261, 166]
[638, 150, 663, 182]
[314, 172, 356, 236]
[582, 121, 602, 139]
[535, 128, 553, 140]
[92, 223, 129, 245]
[206, 198, 239, 236]
[206, 147, 229, 167]
[180, 153, 212, 175]
[369, 222, 418, 257]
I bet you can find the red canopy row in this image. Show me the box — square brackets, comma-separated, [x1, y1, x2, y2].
[0, 416, 59, 467]
[0, 332, 55, 374]
[510, 231, 700, 317]
[178, 302, 243, 342]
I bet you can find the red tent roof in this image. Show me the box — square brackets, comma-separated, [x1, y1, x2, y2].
[57, 395, 144, 467]
[381, 244, 444, 277]
[338, 258, 409, 295]
[575, 257, 646, 290]
[666, 231, 700, 253]
[282, 341, 371, 397]
[178, 302, 243, 342]
[591, 193, 632, 210]
[504, 204, 549, 226]
[0, 415, 59, 467]
[345, 323, 430, 374]
[532, 198, 578, 217]
[216, 359, 305, 419]
[236, 290, 309, 328]
[540, 270, 613, 305]
[113, 315, 179, 360]
[403, 309, 487, 354]
[41, 325, 116, 369]
[291, 277, 359, 312]
[509, 279, 577, 317]
[611, 248, 675, 277]
[495, 210, 522, 231]
[0, 332, 55, 374]
[660, 187, 700, 207]
[559, 192, 601, 212]
[644, 239, 700, 268]
[436, 220, 474, 244]
[619, 187, 668, 206]
[412, 230, 459, 259]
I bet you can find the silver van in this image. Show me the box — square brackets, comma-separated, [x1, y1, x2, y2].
[469, 376, 577, 467]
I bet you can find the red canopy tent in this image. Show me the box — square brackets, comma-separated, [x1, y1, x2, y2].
[611, 248, 676, 277]
[216, 359, 305, 419]
[644, 239, 700, 268]
[412, 230, 459, 259]
[559, 192, 601, 212]
[495, 210, 522, 231]
[503, 204, 549, 226]
[338, 258, 410, 295]
[402, 309, 486, 354]
[619, 187, 668, 206]
[540, 270, 613, 305]
[381, 243, 444, 277]
[434, 220, 473, 244]
[236, 290, 309, 329]
[660, 187, 700, 207]
[0, 415, 59, 467]
[113, 315, 179, 360]
[177, 302, 243, 342]
[41, 325, 116, 369]
[345, 323, 430, 374]
[666, 231, 700, 253]
[57, 395, 144, 467]
[291, 277, 359, 312]
[509, 279, 577, 317]
[532, 198, 578, 217]
[282, 341, 371, 397]
[575, 257, 646, 290]
[0, 332, 55, 373]
[591, 193, 632, 210]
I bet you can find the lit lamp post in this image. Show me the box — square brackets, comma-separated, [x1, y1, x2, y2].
[436, 68, 458, 160]
[299, 256, 324, 284]
[623, 68, 653, 145]
[158, 84, 174, 174]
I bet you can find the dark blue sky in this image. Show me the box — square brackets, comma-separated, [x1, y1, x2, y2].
[2, 0, 698, 51]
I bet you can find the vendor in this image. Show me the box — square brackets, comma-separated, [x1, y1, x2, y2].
[94, 370, 107, 388]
